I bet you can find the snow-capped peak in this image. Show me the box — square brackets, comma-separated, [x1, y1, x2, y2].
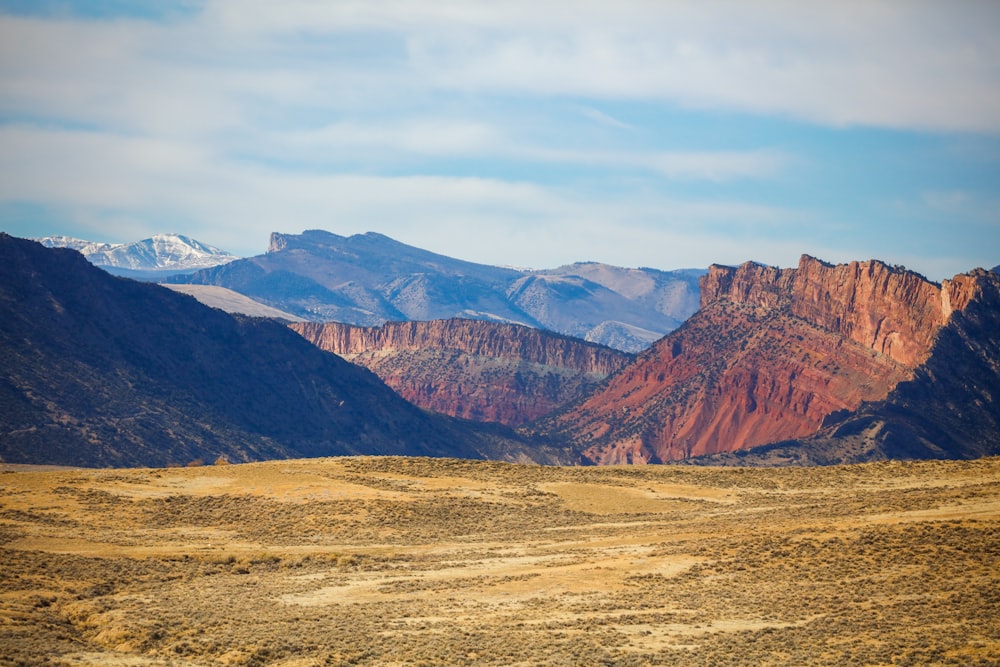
[37, 236, 120, 255]
[36, 233, 239, 272]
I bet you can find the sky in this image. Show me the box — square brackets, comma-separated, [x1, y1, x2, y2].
[1, 1, 998, 281]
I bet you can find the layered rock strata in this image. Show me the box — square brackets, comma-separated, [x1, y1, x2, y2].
[536, 255, 985, 463]
[292, 319, 632, 426]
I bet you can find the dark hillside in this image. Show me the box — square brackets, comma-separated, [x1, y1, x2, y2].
[0, 235, 561, 467]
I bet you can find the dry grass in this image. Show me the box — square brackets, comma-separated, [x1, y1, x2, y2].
[1, 456, 998, 666]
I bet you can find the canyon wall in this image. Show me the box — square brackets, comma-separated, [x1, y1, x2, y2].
[292, 319, 629, 376]
[291, 319, 632, 426]
[702, 255, 982, 367]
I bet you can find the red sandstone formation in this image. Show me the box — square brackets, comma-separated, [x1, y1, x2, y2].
[291, 319, 632, 426]
[536, 255, 985, 463]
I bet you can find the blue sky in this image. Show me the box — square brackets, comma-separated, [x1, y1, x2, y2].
[0, 1, 998, 280]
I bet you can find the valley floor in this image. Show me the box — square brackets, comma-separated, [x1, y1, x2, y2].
[1, 456, 999, 666]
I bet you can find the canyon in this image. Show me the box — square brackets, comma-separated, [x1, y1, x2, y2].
[291, 319, 632, 426]
[534, 255, 996, 464]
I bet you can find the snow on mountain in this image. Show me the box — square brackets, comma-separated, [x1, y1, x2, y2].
[37, 233, 239, 273]
[37, 236, 117, 255]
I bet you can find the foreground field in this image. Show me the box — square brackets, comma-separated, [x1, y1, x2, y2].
[1, 457, 999, 666]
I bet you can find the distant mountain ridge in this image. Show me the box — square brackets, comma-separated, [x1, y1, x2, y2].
[167, 229, 703, 352]
[0, 235, 566, 467]
[37, 233, 239, 278]
[533, 255, 999, 464]
[291, 319, 633, 426]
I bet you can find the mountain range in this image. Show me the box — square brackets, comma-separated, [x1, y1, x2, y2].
[4, 230, 998, 468]
[0, 234, 568, 467]
[166, 229, 703, 352]
[37, 233, 239, 280]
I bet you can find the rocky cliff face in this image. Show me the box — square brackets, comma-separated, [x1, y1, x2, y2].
[291, 319, 632, 426]
[535, 255, 987, 464]
[692, 269, 1000, 466]
[701, 256, 981, 367]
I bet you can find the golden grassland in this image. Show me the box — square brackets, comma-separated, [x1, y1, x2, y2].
[1, 456, 999, 666]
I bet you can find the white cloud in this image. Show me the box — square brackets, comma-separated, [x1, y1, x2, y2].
[0, 1, 996, 281]
[274, 119, 503, 159]
[191, 0, 1000, 132]
[263, 117, 789, 181]
[4, 1, 997, 135]
[0, 123, 805, 265]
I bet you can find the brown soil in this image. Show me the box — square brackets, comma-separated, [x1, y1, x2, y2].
[2, 456, 998, 665]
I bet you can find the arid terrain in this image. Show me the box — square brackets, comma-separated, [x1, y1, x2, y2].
[2, 457, 999, 666]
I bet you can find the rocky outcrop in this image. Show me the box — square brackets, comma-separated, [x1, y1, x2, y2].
[691, 269, 1000, 466]
[291, 319, 632, 426]
[293, 319, 628, 374]
[702, 255, 981, 367]
[535, 255, 990, 464]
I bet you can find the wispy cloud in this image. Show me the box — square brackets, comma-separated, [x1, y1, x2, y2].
[0, 122, 806, 266]
[579, 107, 633, 130]
[5, 2, 998, 134]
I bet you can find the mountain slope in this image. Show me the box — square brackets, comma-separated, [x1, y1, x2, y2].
[162, 284, 306, 321]
[291, 319, 632, 426]
[38, 233, 239, 278]
[533, 255, 991, 464]
[0, 235, 565, 467]
[167, 229, 702, 352]
[695, 268, 1000, 465]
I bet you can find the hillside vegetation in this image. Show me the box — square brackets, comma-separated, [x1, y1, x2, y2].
[2, 456, 998, 665]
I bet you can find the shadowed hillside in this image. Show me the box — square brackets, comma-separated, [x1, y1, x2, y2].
[0, 235, 567, 467]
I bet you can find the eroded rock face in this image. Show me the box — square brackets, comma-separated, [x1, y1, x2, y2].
[693, 269, 1000, 466]
[702, 256, 979, 367]
[291, 319, 632, 426]
[537, 255, 985, 463]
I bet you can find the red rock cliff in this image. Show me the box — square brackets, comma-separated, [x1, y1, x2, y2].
[537, 256, 985, 463]
[291, 319, 632, 426]
[292, 319, 628, 375]
[701, 255, 979, 367]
